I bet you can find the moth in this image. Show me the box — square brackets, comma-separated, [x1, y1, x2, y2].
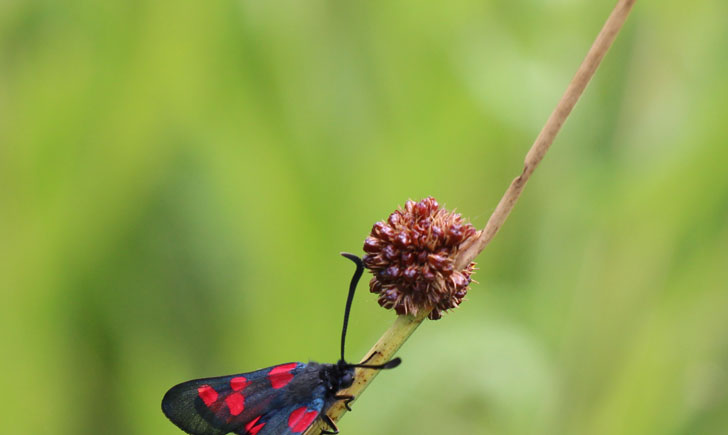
[162, 253, 401, 435]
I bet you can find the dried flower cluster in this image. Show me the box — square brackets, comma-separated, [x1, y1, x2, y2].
[362, 197, 477, 320]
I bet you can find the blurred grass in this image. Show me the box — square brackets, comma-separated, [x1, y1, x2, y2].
[2, 1, 727, 434]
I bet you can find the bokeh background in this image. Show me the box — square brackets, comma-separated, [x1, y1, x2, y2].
[2, 1, 727, 434]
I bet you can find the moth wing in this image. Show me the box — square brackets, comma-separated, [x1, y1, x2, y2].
[253, 402, 324, 435]
[162, 362, 306, 435]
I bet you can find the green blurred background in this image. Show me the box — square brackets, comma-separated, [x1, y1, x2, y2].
[2, 1, 727, 434]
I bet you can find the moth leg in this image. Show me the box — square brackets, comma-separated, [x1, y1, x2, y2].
[320, 414, 339, 435]
[334, 394, 355, 411]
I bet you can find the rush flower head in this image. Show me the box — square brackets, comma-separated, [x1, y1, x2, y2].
[362, 197, 477, 320]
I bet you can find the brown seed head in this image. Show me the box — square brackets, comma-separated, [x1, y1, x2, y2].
[362, 197, 477, 320]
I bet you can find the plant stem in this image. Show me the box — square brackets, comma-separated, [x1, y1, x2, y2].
[456, 0, 637, 270]
[305, 1, 636, 433]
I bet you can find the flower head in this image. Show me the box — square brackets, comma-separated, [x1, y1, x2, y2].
[362, 197, 477, 320]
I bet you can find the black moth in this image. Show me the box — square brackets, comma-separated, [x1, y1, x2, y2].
[162, 253, 401, 435]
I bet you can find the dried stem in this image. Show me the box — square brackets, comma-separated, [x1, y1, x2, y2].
[305, 1, 636, 433]
[456, 0, 636, 270]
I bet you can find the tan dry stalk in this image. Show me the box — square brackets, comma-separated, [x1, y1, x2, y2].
[305, 1, 636, 433]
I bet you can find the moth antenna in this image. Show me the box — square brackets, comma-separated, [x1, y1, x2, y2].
[349, 357, 402, 370]
[339, 252, 364, 363]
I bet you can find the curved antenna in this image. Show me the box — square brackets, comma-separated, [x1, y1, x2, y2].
[339, 253, 364, 363]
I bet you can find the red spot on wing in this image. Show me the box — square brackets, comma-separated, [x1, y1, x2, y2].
[230, 376, 249, 391]
[197, 385, 218, 407]
[287, 406, 318, 433]
[225, 393, 245, 416]
[244, 416, 265, 435]
[268, 363, 297, 389]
